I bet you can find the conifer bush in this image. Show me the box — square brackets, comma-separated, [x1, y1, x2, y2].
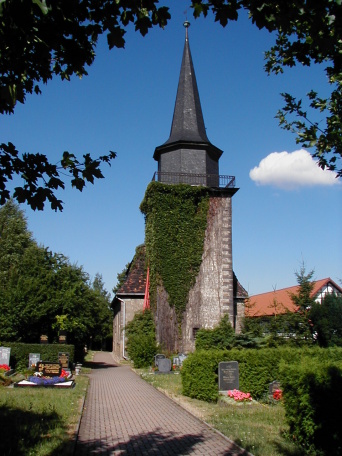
[279, 357, 342, 455]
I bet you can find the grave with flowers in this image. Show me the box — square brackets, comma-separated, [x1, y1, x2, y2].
[269, 380, 283, 401]
[15, 359, 74, 388]
[0, 346, 15, 376]
[219, 361, 239, 393]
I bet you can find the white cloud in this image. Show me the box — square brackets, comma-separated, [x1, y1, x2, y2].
[249, 149, 340, 189]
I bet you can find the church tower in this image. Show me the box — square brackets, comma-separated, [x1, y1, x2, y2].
[112, 23, 247, 359]
[147, 22, 242, 353]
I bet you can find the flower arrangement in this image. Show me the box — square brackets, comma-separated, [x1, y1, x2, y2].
[273, 389, 283, 401]
[0, 364, 10, 373]
[28, 369, 72, 385]
[227, 389, 252, 402]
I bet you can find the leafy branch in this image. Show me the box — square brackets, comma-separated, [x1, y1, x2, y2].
[0, 142, 116, 210]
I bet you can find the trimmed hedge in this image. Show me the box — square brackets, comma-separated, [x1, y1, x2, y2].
[0, 342, 75, 371]
[279, 357, 342, 455]
[181, 347, 342, 402]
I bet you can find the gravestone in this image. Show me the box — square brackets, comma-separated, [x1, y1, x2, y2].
[219, 361, 239, 392]
[173, 357, 180, 366]
[37, 361, 61, 377]
[40, 334, 48, 344]
[154, 354, 166, 367]
[157, 358, 172, 373]
[29, 353, 40, 369]
[269, 380, 281, 397]
[0, 347, 11, 366]
[178, 353, 187, 366]
[59, 331, 67, 344]
[58, 352, 70, 370]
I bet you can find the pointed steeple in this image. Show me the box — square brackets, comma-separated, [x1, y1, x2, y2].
[153, 22, 223, 186]
[165, 20, 209, 144]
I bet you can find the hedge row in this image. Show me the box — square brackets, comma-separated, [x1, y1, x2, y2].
[0, 342, 75, 371]
[279, 357, 342, 455]
[181, 347, 342, 402]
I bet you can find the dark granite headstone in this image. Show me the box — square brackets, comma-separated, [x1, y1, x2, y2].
[58, 352, 70, 369]
[219, 361, 239, 392]
[29, 353, 40, 369]
[154, 354, 166, 367]
[0, 347, 11, 366]
[158, 358, 172, 373]
[37, 361, 61, 377]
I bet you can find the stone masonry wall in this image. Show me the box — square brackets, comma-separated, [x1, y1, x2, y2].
[155, 192, 234, 353]
[182, 194, 234, 352]
[112, 297, 144, 359]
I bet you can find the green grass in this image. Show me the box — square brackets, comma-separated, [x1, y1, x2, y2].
[137, 369, 304, 456]
[0, 375, 89, 456]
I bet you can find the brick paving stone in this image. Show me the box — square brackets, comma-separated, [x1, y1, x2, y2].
[74, 352, 249, 455]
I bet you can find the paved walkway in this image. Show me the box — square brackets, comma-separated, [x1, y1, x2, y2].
[74, 352, 249, 455]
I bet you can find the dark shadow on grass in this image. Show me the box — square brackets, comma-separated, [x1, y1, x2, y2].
[232, 432, 305, 456]
[62, 428, 249, 455]
[273, 440, 306, 456]
[0, 405, 65, 456]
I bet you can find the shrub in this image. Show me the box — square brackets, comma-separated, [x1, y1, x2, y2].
[195, 315, 235, 350]
[125, 310, 158, 368]
[182, 350, 221, 402]
[279, 357, 342, 455]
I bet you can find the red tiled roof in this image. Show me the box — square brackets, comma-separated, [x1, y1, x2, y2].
[247, 278, 342, 317]
[117, 245, 146, 295]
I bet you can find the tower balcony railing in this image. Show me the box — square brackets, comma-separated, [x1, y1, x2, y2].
[152, 172, 236, 188]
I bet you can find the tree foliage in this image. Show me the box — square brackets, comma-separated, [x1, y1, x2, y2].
[191, 0, 342, 177]
[310, 293, 342, 347]
[0, 201, 113, 351]
[0, 0, 170, 210]
[2, 1, 341, 211]
[195, 315, 235, 350]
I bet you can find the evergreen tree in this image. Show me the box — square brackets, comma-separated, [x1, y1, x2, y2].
[288, 264, 316, 343]
[310, 294, 342, 347]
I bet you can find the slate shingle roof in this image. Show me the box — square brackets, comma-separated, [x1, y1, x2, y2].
[116, 245, 146, 295]
[153, 23, 222, 162]
[233, 273, 248, 299]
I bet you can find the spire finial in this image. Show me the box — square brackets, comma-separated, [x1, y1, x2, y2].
[183, 20, 190, 40]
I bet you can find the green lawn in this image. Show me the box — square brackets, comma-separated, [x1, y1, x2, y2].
[0, 375, 88, 456]
[138, 370, 304, 456]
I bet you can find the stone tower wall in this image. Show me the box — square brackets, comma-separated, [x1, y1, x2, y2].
[182, 194, 234, 352]
[155, 192, 234, 353]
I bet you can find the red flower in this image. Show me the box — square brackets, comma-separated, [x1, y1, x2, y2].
[273, 389, 283, 400]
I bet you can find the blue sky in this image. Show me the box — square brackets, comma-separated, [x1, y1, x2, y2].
[1, 3, 341, 298]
